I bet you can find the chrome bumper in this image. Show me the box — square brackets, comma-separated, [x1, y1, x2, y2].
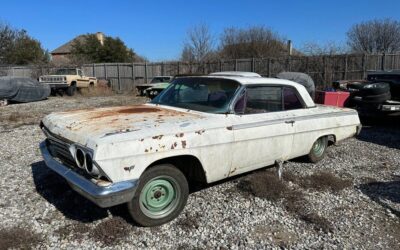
[39, 141, 138, 208]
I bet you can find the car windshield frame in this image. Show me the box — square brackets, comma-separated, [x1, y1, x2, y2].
[55, 69, 77, 75]
[151, 77, 242, 114]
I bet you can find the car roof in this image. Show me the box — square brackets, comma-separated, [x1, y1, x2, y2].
[180, 75, 316, 108]
[209, 71, 262, 77]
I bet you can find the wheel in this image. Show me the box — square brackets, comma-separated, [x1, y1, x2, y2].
[307, 136, 328, 163]
[127, 164, 189, 227]
[362, 92, 391, 103]
[66, 85, 76, 96]
[360, 82, 390, 96]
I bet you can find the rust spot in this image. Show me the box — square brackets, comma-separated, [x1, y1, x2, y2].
[152, 135, 164, 140]
[195, 129, 205, 135]
[175, 133, 184, 137]
[181, 140, 187, 148]
[171, 142, 178, 149]
[145, 149, 149, 153]
[226, 126, 233, 130]
[139, 138, 144, 142]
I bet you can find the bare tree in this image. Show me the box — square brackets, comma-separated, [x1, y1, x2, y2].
[301, 41, 348, 56]
[347, 18, 400, 54]
[219, 26, 286, 59]
[181, 24, 214, 62]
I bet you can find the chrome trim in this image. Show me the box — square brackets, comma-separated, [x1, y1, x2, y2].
[232, 110, 358, 130]
[40, 141, 137, 208]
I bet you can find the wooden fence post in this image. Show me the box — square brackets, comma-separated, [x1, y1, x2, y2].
[362, 54, 367, 79]
[234, 59, 238, 71]
[177, 62, 180, 75]
[131, 63, 135, 86]
[92, 64, 95, 77]
[161, 62, 165, 76]
[144, 62, 148, 84]
[104, 64, 107, 80]
[251, 58, 255, 72]
[322, 56, 327, 84]
[219, 60, 223, 71]
[267, 58, 272, 77]
[344, 55, 348, 80]
[381, 53, 386, 71]
[117, 64, 121, 92]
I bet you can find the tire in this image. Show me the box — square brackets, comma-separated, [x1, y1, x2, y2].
[347, 82, 364, 90]
[362, 92, 391, 103]
[360, 82, 390, 96]
[307, 136, 328, 163]
[127, 164, 189, 227]
[66, 85, 76, 96]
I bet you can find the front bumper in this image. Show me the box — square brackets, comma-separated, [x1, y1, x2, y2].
[39, 141, 138, 208]
[40, 82, 69, 88]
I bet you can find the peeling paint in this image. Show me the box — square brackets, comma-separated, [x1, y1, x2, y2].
[181, 140, 187, 148]
[175, 133, 184, 137]
[195, 129, 206, 135]
[152, 135, 164, 140]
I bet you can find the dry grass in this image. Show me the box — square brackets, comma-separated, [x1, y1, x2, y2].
[91, 217, 133, 246]
[176, 213, 200, 230]
[296, 171, 353, 192]
[55, 222, 91, 241]
[0, 226, 42, 249]
[78, 86, 114, 97]
[237, 171, 290, 201]
[238, 170, 334, 233]
[1, 111, 39, 128]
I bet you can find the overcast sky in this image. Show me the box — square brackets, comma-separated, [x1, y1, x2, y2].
[2, 0, 400, 61]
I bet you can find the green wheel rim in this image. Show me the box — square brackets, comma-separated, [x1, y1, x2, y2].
[313, 138, 325, 157]
[139, 176, 180, 219]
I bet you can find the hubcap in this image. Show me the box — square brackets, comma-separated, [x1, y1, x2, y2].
[313, 138, 325, 157]
[139, 176, 180, 219]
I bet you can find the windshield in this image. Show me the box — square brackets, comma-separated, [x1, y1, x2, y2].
[151, 77, 240, 114]
[151, 77, 171, 83]
[55, 69, 77, 75]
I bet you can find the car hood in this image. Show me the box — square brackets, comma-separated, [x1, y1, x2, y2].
[41, 104, 214, 147]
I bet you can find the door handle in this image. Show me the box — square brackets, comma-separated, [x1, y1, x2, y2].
[285, 120, 295, 124]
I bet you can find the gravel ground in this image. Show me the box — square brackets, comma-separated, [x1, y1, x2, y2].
[0, 96, 399, 249]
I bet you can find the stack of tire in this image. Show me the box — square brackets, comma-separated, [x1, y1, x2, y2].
[348, 82, 391, 104]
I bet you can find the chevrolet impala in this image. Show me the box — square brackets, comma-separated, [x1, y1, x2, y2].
[39, 73, 361, 226]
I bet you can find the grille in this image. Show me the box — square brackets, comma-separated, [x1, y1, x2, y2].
[42, 126, 76, 167]
[41, 77, 63, 82]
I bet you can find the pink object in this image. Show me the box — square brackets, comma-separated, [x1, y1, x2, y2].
[314, 91, 350, 107]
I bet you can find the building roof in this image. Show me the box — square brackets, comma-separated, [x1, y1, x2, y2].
[51, 35, 86, 55]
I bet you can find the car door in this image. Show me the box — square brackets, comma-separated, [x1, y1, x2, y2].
[76, 69, 88, 87]
[228, 85, 296, 175]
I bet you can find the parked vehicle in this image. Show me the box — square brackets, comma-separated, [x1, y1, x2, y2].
[39, 73, 361, 226]
[339, 71, 400, 116]
[0, 76, 50, 105]
[39, 68, 97, 96]
[136, 76, 172, 96]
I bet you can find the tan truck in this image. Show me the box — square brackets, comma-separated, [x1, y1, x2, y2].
[39, 68, 97, 96]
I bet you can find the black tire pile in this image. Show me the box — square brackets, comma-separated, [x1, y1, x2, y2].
[349, 82, 391, 104]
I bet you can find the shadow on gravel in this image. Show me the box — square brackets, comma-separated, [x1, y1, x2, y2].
[359, 179, 400, 218]
[31, 161, 135, 224]
[357, 116, 400, 150]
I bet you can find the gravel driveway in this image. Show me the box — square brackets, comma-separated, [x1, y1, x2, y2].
[0, 96, 399, 249]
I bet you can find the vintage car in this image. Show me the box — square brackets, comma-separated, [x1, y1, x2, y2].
[39, 72, 361, 226]
[39, 68, 98, 96]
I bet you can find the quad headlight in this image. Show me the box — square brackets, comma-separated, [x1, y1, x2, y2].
[70, 145, 100, 177]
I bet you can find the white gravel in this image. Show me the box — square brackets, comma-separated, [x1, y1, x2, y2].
[0, 96, 399, 249]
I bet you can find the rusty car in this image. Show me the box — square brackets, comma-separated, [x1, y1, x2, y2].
[39, 72, 361, 226]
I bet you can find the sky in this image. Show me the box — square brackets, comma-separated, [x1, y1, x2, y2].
[1, 0, 400, 61]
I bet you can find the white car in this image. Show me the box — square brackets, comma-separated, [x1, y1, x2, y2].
[40, 73, 361, 226]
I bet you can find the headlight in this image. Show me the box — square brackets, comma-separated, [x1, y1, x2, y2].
[153, 91, 158, 95]
[85, 153, 100, 176]
[75, 148, 85, 168]
[63, 77, 67, 81]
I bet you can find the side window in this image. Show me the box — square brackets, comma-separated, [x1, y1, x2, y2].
[283, 87, 303, 110]
[243, 86, 283, 114]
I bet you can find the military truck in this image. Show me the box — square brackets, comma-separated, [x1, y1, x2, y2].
[39, 68, 98, 96]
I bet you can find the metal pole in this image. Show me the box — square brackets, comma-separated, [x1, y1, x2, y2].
[104, 64, 107, 80]
[381, 53, 386, 71]
[344, 55, 348, 80]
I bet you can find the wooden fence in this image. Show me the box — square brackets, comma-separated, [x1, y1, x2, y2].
[1, 53, 400, 91]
